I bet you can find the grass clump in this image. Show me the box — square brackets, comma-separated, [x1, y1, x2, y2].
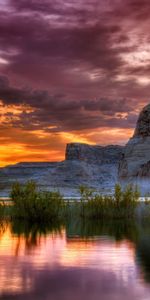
[10, 181, 64, 221]
[79, 184, 140, 219]
[9, 181, 140, 221]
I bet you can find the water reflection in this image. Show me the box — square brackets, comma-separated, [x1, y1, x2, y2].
[136, 220, 150, 283]
[66, 218, 139, 242]
[11, 220, 64, 251]
[0, 219, 150, 299]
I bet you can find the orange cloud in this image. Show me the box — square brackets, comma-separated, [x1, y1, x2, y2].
[0, 100, 134, 167]
[0, 126, 133, 167]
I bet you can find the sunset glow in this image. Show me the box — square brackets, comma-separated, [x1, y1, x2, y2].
[0, 0, 149, 165]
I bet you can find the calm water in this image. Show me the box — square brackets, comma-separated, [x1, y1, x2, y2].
[0, 219, 150, 300]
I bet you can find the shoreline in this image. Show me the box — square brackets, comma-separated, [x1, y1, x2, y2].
[0, 196, 150, 204]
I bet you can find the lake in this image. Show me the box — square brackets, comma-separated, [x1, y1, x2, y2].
[0, 219, 150, 300]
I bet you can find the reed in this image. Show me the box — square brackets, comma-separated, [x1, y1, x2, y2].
[10, 181, 65, 221]
[79, 184, 140, 219]
[8, 181, 140, 221]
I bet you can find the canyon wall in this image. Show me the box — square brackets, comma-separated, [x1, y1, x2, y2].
[0, 144, 123, 196]
[66, 143, 123, 164]
[0, 104, 150, 196]
[118, 104, 150, 194]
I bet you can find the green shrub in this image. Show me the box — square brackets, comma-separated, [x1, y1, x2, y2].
[10, 181, 140, 221]
[10, 181, 64, 221]
[79, 184, 140, 219]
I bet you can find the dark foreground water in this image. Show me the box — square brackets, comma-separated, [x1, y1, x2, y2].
[0, 219, 150, 300]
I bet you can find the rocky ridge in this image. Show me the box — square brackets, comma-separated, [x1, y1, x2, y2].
[66, 143, 123, 164]
[0, 144, 123, 196]
[0, 104, 150, 196]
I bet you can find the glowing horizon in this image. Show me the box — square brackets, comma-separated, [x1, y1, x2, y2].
[0, 0, 149, 166]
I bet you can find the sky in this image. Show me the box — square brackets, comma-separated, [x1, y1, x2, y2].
[0, 0, 150, 166]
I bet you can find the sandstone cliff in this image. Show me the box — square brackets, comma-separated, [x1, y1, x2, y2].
[0, 143, 123, 196]
[0, 104, 150, 196]
[118, 104, 150, 194]
[66, 143, 123, 164]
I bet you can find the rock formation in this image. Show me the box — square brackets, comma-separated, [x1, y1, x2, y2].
[66, 143, 123, 164]
[0, 104, 150, 197]
[118, 104, 150, 194]
[0, 143, 123, 197]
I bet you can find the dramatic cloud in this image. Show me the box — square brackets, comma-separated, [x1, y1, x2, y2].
[0, 75, 139, 132]
[0, 0, 150, 165]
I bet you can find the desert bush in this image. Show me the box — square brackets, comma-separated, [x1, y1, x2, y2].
[10, 181, 64, 221]
[10, 181, 140, 221]
[79, 184, 140, 219]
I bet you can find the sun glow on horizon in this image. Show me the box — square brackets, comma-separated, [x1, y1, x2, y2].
[0, 126, 134, 167]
